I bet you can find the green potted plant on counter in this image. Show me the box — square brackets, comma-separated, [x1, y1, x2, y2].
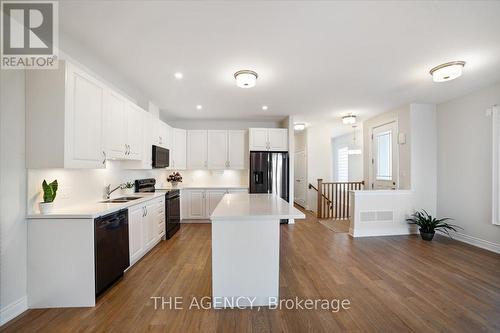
[40, 179, 58, 214]
[406, 209, 461, 241]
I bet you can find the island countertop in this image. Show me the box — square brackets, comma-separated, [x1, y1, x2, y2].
[211, 193, 305, 221]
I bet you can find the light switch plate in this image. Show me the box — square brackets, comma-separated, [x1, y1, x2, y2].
[398, 133, 406, 145]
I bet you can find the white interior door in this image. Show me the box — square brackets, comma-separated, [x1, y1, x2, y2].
[371, 121, 398, 190]
[294, 150, 307, 207]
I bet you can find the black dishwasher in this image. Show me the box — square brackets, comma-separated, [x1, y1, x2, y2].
[94, 209, 130, 296]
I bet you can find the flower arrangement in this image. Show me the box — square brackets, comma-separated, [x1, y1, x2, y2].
[167, 172, 183, 187]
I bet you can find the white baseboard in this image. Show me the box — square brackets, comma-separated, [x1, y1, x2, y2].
[0, 296, 27, 326]
[350, 227, 418, 238]
[447, 232, 500, 254]
[181, 219, 210, 224]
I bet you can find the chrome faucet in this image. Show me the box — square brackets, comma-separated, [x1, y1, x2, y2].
[104, 184, 122, 200]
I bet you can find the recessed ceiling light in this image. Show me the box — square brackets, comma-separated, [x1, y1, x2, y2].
[174, 72, 183, 79]
[342, 114, 357, 125]
[196, 105, 202, 110]
[429, 61, 465, 82]
[262, 105, 268, 110]
[294, 123, 306, 131]
[234, 70, 258, 88]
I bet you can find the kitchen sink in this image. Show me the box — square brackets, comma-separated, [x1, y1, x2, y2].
[101, 196, 141, 203]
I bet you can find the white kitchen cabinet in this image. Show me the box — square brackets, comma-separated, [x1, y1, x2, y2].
[128, 205, 145, 265]
[207, 190, 226, 217]
[155, 121, 169, 148]
[249, 128, 269, 151]
[104, 90, 127, 159]
[207, 130, 228, 169]
[268, 128, 288, 151]
[26, 60, 106, 168]
[172, 128, 187, 170]
[143, 200, 158, 250]
[139, 112, 154, 169]
[249, 128, 288, 152]
[128, 196, 164, 266]
[181, 188, 248, 220]
[228, 130, 246, 169]
[187, 190, 206, 218]
[187, 130, 208, 169]
[103, 96, 143, 161]
[125, 103, 144, 160]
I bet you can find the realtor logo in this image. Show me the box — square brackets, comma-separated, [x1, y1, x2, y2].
[1, 1, 58, 69]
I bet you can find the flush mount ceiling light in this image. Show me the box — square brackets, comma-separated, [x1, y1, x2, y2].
[234, 70, 258, 88]
[196, 104, 203, 110]
[174, 72, 183, 79]
[294, 123, 306, 131]
[429, 61, 466, 82]
[262, 105, 268, 110]
[342, 114, 357, 125]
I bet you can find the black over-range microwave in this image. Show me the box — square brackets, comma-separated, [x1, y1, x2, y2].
[152, 145, 169, 168]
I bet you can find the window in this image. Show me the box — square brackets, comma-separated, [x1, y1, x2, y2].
[337, 147, 348, 182]
[376, 131, 392, 181]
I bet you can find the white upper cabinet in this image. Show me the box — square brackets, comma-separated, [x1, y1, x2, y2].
[268, 128, 288, 151]
[155, 121, 169, 148]
[249, 128, 269, 151]
[172, 128, 187, 170]
[186, 129, 246, 170]
[207, 130, 228, 169]
[104, 90, 127, 159]
[249, 128, 288, 152]
[26, 61, 106, 169]
[103, 92, 143, 161]
[125, 103, 144, 160]
[228, 130, 246, 169]
[187, 130, 208, 169]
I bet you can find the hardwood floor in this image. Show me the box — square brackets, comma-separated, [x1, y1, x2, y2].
[3, 209, 500, 332]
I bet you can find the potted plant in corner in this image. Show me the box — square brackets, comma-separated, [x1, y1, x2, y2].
[406, 209, 461, 241]
[40, 179, 58, 214]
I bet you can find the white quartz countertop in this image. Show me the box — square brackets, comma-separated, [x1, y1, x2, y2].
[26, 192, 166, 220]
[211, 193, 306, 221]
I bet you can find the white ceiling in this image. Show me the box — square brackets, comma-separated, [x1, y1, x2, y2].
[59, 1, 500, 132]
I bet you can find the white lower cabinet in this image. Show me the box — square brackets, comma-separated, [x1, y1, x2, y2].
[187, 190, 206, 218]
[128, 196, 165, 266]
[207, 190, 226, 217]
[181, 188, 248, 220]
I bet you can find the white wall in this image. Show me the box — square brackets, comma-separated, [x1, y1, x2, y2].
[331, 127, 363, 182]
[351, 104, 437, 237]
[26, 167, 247, 215]
[0, 71, 28, 324]
[363, 105, 411, 189]
[305, 123, 335, 211]
[437, 83, 500, 252]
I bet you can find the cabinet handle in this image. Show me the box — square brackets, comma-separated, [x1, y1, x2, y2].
[102, 151, 106, 165]
[128, 144, 131, 155]
[142, 207, 145, 217]
[145, 206, 148, 216]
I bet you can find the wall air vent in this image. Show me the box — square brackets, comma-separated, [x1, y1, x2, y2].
[360, 211, 394, 223]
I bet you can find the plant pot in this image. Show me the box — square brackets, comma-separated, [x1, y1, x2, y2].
[419, 229, 435, 241]
[170, 181, 178, 188]
[122, 188, 134, 195]
[39, 202, 54, 214]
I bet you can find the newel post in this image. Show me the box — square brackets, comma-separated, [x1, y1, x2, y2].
[317, 179, 323, 218]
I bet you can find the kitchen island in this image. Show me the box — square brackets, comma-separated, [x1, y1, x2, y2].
[210, 193, 305, 308]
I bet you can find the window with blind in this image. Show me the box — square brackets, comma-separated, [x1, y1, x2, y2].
[337, 147, 349, 182]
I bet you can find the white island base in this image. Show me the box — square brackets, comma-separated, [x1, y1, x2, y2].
[210, 194, 305, 308]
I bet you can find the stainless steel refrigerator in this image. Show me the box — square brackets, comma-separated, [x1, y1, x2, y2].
[249, 152, 289, 223]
